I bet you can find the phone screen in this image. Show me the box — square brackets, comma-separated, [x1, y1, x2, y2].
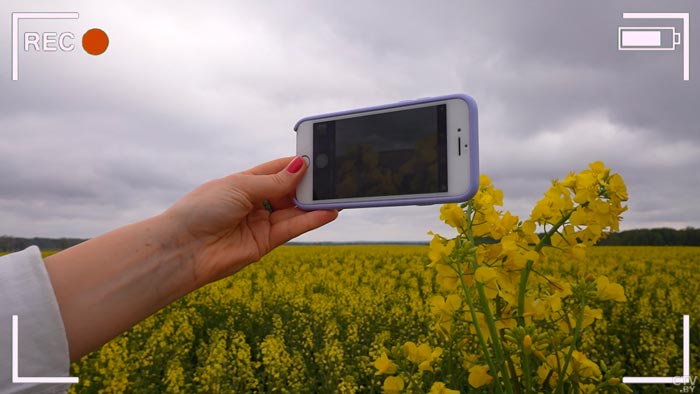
[312, 104, 447, 200]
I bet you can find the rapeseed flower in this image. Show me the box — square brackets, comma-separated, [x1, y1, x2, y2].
[374, 352, 397, 375]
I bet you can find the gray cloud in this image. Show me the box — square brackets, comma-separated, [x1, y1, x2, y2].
[0, 0, 698, 240]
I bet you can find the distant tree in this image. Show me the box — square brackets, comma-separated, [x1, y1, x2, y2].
[597, 227, 700, 246]
[0, 236, 86, 252]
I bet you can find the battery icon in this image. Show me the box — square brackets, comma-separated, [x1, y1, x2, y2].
[617, 12, 689, 81]
[618, 26, 681, 50]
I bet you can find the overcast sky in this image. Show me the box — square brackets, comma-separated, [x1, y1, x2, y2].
[1, 1, 698, 242]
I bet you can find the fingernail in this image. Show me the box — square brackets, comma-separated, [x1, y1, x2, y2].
[286, 156, 304, 174]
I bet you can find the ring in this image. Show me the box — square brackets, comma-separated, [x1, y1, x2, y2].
[262, 199, 273, 213]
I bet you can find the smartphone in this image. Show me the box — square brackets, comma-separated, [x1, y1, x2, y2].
[294, 93, 479, 210]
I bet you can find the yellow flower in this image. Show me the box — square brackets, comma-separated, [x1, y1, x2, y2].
[468, 364, 493, 388]
[430, 295, 461, 337]
[479, 174, 492, 187]
[526, 297, 547, 321]
[434, 319, 452, 339]
[465, 312, 491, 341]
[474, 175, 504, 209]
[562, 171, 577, 188]
[589, 160, 606, 175]
[404, 342, 443, 372]
[607, 173, 628, 201]
[580, 306, 603, 329]
[374, 352, 397, 375]
[548, 278, 572, 298]
[434, 263, 460, 292]
[530, 181, 573, 224]
[570, 351, 601, 379]
[537, 355, 559, 388]
[428, 235, 455, 266]
[474, 266, 496, 282]
[429, 382, 460, 394]
[423, 347, 443, 372]
[571, 244, 586, 261]
[474, 266, 498, 299]
[500, 235, 518, 253]
[596, 276, 627, 302]
[575, 171, 596, 191]
[429, 294, 461, 317]
[383, 376, 404, 394]
[440, 204, 467, 230]
[403, 341, 424, 363]
[547, 293, 562, 313]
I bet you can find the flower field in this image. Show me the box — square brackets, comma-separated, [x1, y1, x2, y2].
[41, 162, 700, 393]
[67, 244, 700, 393]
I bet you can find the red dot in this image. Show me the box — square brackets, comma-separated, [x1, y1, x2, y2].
[82, 28, 109, 56]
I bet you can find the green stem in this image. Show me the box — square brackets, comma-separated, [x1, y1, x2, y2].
[403, 365, 421, 393]
[474, 283, 514, 394]
[505, 357, 523, 394]
[464, 204, 515, 394]
[457, 263, 504, 394]
[517, 209, 576, 326]
[522, 348, 532, 394]
[556, 300, 586, 394]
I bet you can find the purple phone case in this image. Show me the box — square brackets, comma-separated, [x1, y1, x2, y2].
[293, 93, 479, 210]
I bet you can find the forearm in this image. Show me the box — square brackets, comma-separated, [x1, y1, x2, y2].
[44, 213, 203, 361]
[41, 157, 334, 362]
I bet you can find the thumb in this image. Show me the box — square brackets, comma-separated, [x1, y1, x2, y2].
[238, 156, 307, 202]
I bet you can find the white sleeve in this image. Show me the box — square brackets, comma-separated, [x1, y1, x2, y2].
[0, 247, 72, 394]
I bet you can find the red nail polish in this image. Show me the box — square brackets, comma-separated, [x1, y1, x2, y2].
[287, 156, 304, 173]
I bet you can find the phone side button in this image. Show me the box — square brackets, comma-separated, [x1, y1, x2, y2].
[301, 155, 310, 167]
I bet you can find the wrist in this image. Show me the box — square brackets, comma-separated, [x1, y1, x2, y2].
[152, 211, 209, 295]
[44, 212, 208, 360]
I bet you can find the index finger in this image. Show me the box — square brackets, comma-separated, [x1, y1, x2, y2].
[242, 156, 296, 175]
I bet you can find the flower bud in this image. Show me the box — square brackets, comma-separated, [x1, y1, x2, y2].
[533, 350, 545, 361]
[610, 377, 620, 385]
[523, 335, 532, 355]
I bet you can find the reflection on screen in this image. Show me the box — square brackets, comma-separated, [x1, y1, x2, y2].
[313, 104, 447, 200]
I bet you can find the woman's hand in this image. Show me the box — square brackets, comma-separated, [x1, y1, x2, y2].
[164, 156, 338, 284]
[45, 156, 338, 360]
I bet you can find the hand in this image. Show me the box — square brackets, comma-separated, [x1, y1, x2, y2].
[46, 156, 336, 360]
[163, 156, 338, 285]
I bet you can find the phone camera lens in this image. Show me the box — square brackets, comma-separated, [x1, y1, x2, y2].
[316, 153, 329, 169]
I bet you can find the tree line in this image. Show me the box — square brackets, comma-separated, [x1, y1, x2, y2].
[0, 236, 86, 252]
[1, 227, 699, 252]
[596, 227, 700, 246]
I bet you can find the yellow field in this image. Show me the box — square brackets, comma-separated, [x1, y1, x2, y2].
[0, 249, 61, 258]
[64, 245, 699, 393]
